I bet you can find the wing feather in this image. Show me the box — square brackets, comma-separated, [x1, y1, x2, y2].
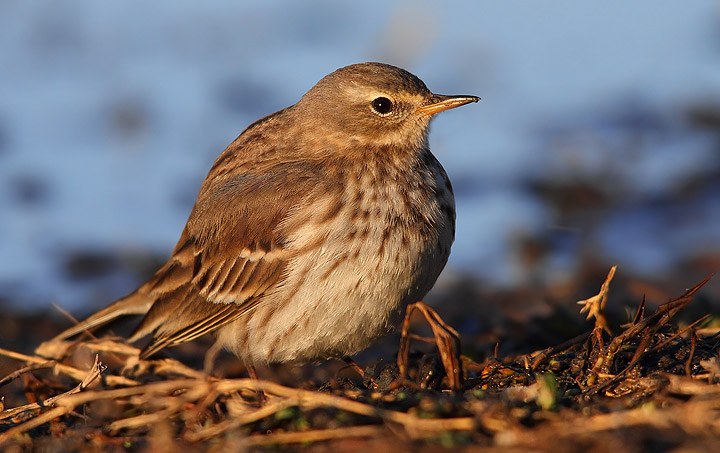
[129, 151, 338, 355]
[47, 110, 341, 356]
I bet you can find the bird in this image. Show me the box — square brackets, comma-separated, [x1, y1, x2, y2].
[47, 62, 479, 371]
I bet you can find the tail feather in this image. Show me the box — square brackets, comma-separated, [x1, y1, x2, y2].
[48, 290, 154, 342]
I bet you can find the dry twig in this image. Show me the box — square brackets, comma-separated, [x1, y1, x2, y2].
[577, 265, 616, 334]
[0, 347, 138, 387]
[0, 355, 105, 443]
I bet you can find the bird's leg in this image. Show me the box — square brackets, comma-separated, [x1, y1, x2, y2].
[203, 340, 224, 375]
[246, 363, 266, 404]
[203, 341, 264, 402]
[398, 301, 464, 392]
[342, 357, 365, 377]
[247, 363, 259, 380]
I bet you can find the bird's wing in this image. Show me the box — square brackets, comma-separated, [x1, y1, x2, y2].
[131, 159, 332, 357]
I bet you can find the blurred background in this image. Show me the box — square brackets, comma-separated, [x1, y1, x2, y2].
[1, 1, 719, 347]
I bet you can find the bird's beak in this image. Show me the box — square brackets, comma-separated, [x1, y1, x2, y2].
[416, 94, 480, 117]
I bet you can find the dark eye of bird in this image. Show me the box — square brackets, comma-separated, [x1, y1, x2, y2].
[371, 97, 393, 115]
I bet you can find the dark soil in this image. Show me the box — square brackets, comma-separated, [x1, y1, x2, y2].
[1, 270, 719, 453]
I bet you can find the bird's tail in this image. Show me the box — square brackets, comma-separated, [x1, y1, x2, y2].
[46, 289, 154, 343]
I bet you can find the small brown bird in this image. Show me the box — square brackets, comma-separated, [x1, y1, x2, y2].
[50, 62, 479, 368]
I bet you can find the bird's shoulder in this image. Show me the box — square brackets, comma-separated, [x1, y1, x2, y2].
[158, 121, 343, 302]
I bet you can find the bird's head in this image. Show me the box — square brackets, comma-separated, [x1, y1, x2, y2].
[295, 62, 479, 152]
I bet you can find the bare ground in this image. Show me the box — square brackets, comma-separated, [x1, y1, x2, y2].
[1, 268, 719, 453]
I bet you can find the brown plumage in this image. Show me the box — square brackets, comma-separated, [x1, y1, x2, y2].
[49, 62, 479, 364]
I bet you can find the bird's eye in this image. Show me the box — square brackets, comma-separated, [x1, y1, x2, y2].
[371, 97, 393, 116]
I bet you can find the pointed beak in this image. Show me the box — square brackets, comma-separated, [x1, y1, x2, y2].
[416, 94, 480, 117]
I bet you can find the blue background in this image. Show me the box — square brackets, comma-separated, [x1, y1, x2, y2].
[1, 1, 719, 311]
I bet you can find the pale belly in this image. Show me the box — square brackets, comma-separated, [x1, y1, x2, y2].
[217, 169, 454, 364]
